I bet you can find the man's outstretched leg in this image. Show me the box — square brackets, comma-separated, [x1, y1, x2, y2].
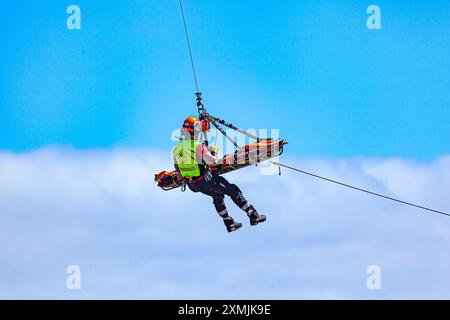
[188, 180, 242, 233]
[212, 194, 242, 233]
[214, 176, 267, 226]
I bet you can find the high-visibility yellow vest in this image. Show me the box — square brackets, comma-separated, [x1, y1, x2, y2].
[173, 139, 202, 178]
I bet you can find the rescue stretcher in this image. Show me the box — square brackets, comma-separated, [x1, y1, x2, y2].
[155, 138, 288, 190]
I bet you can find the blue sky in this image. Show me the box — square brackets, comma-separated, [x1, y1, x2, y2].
[1, 1, 450, 300]
[0, 0, 449, 159]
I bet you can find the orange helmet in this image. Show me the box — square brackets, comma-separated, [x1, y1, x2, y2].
[182, 116, 210, 133]
[182, 116, 199, 132]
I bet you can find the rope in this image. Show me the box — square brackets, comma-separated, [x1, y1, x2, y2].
[270, 161, 450, 217]
[179, 0, 200, 93]
[207, 115, 241, 149]
[178, 2, 249, 151]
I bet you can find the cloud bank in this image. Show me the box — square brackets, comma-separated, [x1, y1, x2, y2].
[0, 147, 450, 299]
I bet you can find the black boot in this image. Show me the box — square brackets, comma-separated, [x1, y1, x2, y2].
[224, 217, 243, 233]
[249, 211, 266, 226]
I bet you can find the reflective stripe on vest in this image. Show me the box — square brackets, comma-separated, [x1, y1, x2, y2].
[173, 139, 202, 178]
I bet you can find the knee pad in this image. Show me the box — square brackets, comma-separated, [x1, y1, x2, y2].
[213, 195, 225, 207]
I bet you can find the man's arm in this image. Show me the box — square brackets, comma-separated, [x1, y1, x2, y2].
[197, 144, 217, 165]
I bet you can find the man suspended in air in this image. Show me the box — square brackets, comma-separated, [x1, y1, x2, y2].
[173, 116, 267, 233]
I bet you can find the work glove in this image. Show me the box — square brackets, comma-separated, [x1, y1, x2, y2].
[209, 145, 218, 156]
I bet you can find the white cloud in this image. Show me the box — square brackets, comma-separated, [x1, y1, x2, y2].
[0, 147, 449, 299]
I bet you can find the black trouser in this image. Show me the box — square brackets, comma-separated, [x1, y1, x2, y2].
[188, 175, 257, 219]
